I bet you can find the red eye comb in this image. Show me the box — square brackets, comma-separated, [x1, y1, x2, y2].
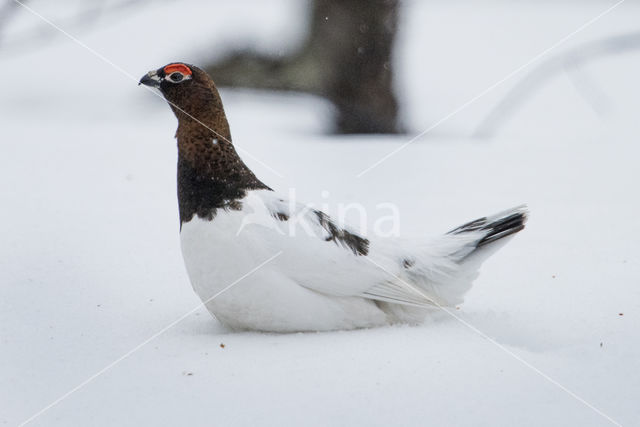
[163, 63, 192, 76]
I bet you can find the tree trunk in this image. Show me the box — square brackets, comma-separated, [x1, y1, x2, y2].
[205, 0, 400, 134]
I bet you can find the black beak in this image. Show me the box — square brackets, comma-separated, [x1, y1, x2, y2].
[139, 71, 161, 88]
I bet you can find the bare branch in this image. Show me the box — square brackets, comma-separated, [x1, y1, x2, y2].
[0, 0, 25, 45]
[474, 31, 640, 138]
[1, 0, 153, 55]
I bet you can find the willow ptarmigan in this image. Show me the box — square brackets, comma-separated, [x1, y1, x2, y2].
[140, 62, 528, 332]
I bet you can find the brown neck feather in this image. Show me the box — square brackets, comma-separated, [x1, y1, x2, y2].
[167, 76, 270, 226]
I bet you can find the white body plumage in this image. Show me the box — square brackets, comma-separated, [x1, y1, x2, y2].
[180, 189, 526, 332]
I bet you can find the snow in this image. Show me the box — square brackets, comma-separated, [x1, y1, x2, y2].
[1, 0, 639, 426]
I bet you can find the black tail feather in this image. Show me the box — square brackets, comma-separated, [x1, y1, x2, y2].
[448, 206, 528, 249]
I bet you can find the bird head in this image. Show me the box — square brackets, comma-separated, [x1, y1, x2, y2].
[139, 62, 228, 129]
[139, 62, 197, 93]
[139, 62, 223, 106]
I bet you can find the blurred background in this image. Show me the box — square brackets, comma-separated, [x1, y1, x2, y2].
[1, 1, 639, 426]
[2, 0, 639, 138]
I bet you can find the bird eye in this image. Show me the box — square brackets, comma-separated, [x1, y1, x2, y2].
[169, 72, 183, 82]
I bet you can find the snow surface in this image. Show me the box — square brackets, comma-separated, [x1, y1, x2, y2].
[1, 0, 639, 426]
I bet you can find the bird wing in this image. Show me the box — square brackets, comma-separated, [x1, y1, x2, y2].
[239, 190, 437, 306]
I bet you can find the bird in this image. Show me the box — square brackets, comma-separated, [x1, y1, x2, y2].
[139, 62, 528, 332]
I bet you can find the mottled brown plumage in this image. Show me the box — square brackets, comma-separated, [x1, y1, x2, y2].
[142, 63, 270, 226]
